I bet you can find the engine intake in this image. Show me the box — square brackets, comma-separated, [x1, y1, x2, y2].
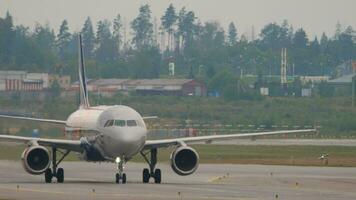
[170, 146, 199, 176]
[21, 145, 50, 175]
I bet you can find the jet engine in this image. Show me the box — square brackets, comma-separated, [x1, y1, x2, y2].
[21, 145, 50, 175]
[170, 146, 199, 176]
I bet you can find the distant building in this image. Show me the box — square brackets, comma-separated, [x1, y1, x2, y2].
[27, 73, 49, 88]
[300, 76, 330, 85]
[328, 73, 356, 85]
[90, 79, 128, 92]
[260, 87, 269, 96]
[123, 79, 207, 96]
[22, 79, 43, 91]
[48, 75, 71, 89]
[0, 80, 5, 91]
[69, 79, 207, 97]
[0, 71, 47, 91]
[333, 60, 355, 78]
[301, 88, 312, 97]
[327, 73, 356, 96]
[0, 70, 71, 92]
[0, 71, 26, 91]
[0, 71, 27, 80]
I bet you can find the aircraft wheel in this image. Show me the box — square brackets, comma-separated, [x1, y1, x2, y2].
[154, 169, 161, 184]
[57, 168, 64, 183]
[142, 168, 150, 183]
[122, 173, 127, 184]
[45, 168, 52, 183]
[115, 173, 120, 184]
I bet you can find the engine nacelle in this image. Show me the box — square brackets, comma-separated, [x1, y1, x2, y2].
[170, 146, 199, 176]
[21, 145, 50, 175]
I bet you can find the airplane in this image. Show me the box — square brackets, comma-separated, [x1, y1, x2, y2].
[0, 35, 315, 184]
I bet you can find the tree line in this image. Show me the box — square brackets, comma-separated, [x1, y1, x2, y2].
[0, 4, 355, 94]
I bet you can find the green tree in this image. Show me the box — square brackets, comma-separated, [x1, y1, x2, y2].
[0, 11, 15, 64]
[281, 19, 291, 46]
[260, 23, 289, 51]
[56, 20, 71, 59]
[161, 4, 177, 51]
[95, 20, 117, 63]
[337, 28, 355, 60]
[228, 22, 237, 46]
[177, 7, 196, 50]
[293, 28, 308, 48]
[334, 21, 342, 40]
[34, 23, 55, 50]
[81, 17, 95, 58]
[320, 32, 328, 52]
[208, 70, 235, 93]
[32, 23, 56, 71]
[128, 47, 161, 78]
[49, 79, 62, 99]
[318, 82, 334, 97]
[131, 4, 153, 49]
[12, 25, 41, 70]
[113, 14, 123, 55]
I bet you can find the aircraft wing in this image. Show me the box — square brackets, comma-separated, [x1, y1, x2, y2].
[0, 135, 82, 152]
[0, 115, 66, 125]
[143, 129, 316, 150]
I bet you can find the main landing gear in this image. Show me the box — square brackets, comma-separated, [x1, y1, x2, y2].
[140, 148, 161, 184]
[45, 147, 70, 183]
[115, 157, 127, 184]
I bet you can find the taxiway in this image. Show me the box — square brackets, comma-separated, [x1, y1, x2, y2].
[0, 161, 355, 200]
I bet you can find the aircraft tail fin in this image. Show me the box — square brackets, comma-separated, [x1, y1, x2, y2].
[78, 34, 90, 109]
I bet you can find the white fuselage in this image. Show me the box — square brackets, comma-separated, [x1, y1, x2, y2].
[65, 105, 147, 161]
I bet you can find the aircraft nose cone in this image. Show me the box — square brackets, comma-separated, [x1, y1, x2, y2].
[100, 127, 147, 158]
[123, 129, 146, 142]
[111, 127, 146, 143]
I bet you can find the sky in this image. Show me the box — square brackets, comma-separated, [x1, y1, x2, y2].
[1, 0, 356, 39]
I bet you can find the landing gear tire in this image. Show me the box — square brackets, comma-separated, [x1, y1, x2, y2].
[115, 173, 127, 184]
[154, 169, 161, 184]
[45, 168, 53, 183]
[44, 147, 70, 184]
[143, 168, 150, 183]
[57, 168, 64, 183]
[122, 173, 127, 184]
[115, 173, 120, 184]
[115, 157, 127, 184]
[140, 149, 162, 184]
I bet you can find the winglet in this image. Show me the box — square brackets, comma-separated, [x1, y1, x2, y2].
[78, 34, 90, 109]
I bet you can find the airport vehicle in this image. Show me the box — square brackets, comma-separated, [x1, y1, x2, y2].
[0, 35, 315, 184]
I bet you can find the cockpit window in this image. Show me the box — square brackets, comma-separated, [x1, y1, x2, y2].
[115, 120, 126, 127]
[104, 120, 114, 127]
[127, 120, 137, 127]
[105, 119, 138, 127]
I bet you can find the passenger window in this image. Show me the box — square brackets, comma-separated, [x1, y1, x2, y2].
[115, 120, 126, 127]
[104, 120, 114, 127]
[127, 120, 137, 127]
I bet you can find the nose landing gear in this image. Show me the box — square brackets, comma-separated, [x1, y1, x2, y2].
[140, 148, 161, 184]
[115, 157, 126, 184]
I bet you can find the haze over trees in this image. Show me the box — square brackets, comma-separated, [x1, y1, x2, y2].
[0, 4, 355, 94]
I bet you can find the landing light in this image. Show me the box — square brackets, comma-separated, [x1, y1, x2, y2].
[115, 157, 121, 164]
